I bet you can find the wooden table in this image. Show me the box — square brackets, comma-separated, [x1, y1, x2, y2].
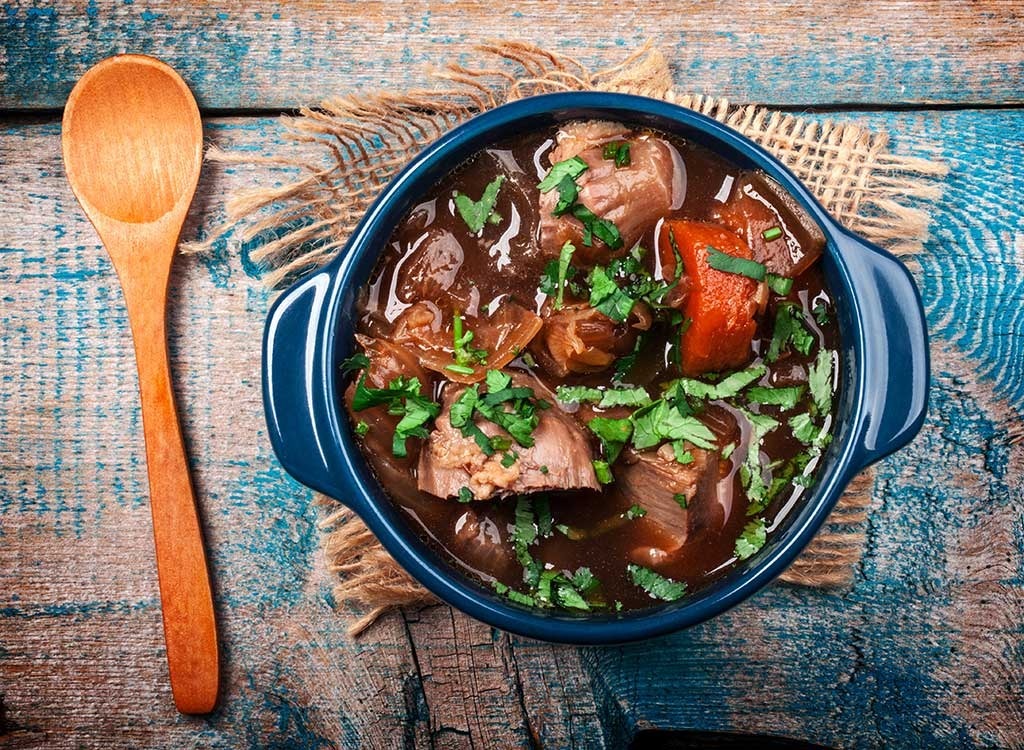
[2, 3, 1022, 748]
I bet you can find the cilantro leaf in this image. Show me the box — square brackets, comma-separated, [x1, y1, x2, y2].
[766, 273, 794, 295]
[808, 349, 834, 415]
[602, 141, 631, 167]
[592, 460, 613, 484]
[735, 518, 767, 560]
[448, 386, 479, 428]
[767, 304, 814, 362]
[598, 387, 652, 408]
[485, 369, 512, 392]
[588, 265, 635, 322]
[706, 245, 766, 281]
[341, 351, 370, 374]
[572, 203, 623, 249]
[458, 487, 473, 503]
[630, 400, 716, 450]
[537, 156, 589, 192]
[571, 567, 599, 594]
[788, 413, 819, 445]
[454, 175, 505, 233]
[535, 496, 553, 538]
[746, 385, 805, 410]
[553, 175, 579, 216]
[587, 417, 633, 463]
[555, 385, 604, 404]
[627, 564, 687, 601]
[625, 504, 647, 519]
[492, 580, 536, 607]
[554, 241, 576, 309]
[666, 364, 767, 401]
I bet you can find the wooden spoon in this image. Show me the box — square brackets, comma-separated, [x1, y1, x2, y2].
[61, 54, 218, 714]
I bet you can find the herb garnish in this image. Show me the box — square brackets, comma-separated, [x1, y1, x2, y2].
[627, 564, 687, 601]
[602, 141, 631, 167]
[706, 245, 767, 281]
[341, 351, 370, 374]
[808, 349, 834, 416]
[673, 493, 689, 509]
[454, 175, 505, 233]
[762, 226, 783, 241]
[355, 420, 369, 436]
[553, 241, 575, 309]
[767, 304, 814, 362]
[765, 274, 794, 295]
[592, 460, 613, 484]
[351, 374, 441, 458]
[588, 265, 636, 322]
[664, 363, 767, 401]
[451, 311, 488, 369]
[555, 385, 651, 409]
[737, 410, 780, 509]
[458, 487, 473, 503]
[624, 504, 647, 519]
[735, 518, 767, 560]
[537, 156, 589, 192]
[746, 385, 805, 411]
[587, 417, 634, 463]
[537, 156, 624, 249]
[573, 204, 623, 249]
[449, 370, 545, 454]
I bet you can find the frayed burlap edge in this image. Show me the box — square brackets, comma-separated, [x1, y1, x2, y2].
[186, 42, 947, 636]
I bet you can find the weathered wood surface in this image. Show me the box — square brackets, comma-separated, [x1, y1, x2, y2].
[2, 1, 1024, 110]
[1, 106, 1021, 748]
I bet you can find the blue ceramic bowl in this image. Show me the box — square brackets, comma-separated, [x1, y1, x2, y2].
[263, 92, 928, 644]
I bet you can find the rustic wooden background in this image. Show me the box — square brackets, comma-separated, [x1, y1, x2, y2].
[2, 2, 1023, 748]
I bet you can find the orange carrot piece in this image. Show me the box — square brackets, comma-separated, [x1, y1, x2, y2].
[658, 220, 759, 376]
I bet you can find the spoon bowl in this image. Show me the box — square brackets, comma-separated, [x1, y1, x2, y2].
[62, 54, 218, 715]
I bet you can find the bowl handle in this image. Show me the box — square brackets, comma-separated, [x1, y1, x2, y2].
[836, 228, 930, 472]
[262, 270, 358, 505]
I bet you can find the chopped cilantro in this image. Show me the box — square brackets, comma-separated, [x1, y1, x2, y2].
[555, 385, 603, 404]
[735, 518, 767, 560]
[673, 493, 689, 509]
[721, 442, 736, 459]
[535, 496, 553, 537]
[445, 363, 476, 375]
[485, 369, 512, 392]
[630, 399, 717, 451]
[766, 273, 794, 295]
[746, 385, 805, 410]
[666, 363, 767, 401]
[554, 583, 591, 611]
[588, 265, 635, 322]
[587, 417, 633, 463]
[501, 451, 518, 468]
[615, 600, 624, 612]
[592, 459, 614, 484]
[452, 311, 488, 368]
[341, 351, 370, 374]
[354, 420, 369, 436]
[788, 412, 823, 447]
[613, 333, 645, 383]
[537, 156, 589, 193]
[812, 301, 830, 325]
[625, 504, 647, 519]
[671, 440, 694, 464]
[350, 375, 441, 458]
[540, 465, 549, 475]
[602, 141, 631, 167]
[553, 241, 576, 309]
[492, 580, 536, 607]
[706, 245, 767, 281]
[762, 226, 783, 241]
[458, 486, 473, 503]
[627, 564, 687, 601]
[448, 386, 479, 428]
[738, 410, 781, 509]
[512, 496, 540, 586]
[808, 349, 834, 416]
[599, 387, 652, 408]
[454, 175, 505, 233]
[767, 304, 814, 361]
[572, 203, 623, 249]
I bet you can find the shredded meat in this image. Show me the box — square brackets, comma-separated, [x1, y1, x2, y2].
[539, 121, 677, 264]
[417, 372, 599, 500]
[532, 301, 651, 377]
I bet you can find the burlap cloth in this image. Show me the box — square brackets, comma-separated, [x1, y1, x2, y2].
[189, 42, 946, 636]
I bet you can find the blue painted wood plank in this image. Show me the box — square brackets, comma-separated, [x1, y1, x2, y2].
[2, 2, 1023, 110]
[1, 109, 1022, 748]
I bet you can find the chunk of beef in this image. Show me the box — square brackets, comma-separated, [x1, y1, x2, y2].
[709, 172, 826, 278]
[417, 372, 599, 500]
[532, 301, 651, 377]
[539, 121, 677, 264]
[615, 443, 725, 566]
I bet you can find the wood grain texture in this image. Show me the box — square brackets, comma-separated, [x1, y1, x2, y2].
[2, 1, 1023, 110]
[1, 108, 1021, 748]
[60, 53, 218, 714]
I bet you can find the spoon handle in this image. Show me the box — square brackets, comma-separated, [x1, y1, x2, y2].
[122, 267, 219, 715]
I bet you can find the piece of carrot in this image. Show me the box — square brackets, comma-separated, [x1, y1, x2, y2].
[658, 220, 759, 376]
